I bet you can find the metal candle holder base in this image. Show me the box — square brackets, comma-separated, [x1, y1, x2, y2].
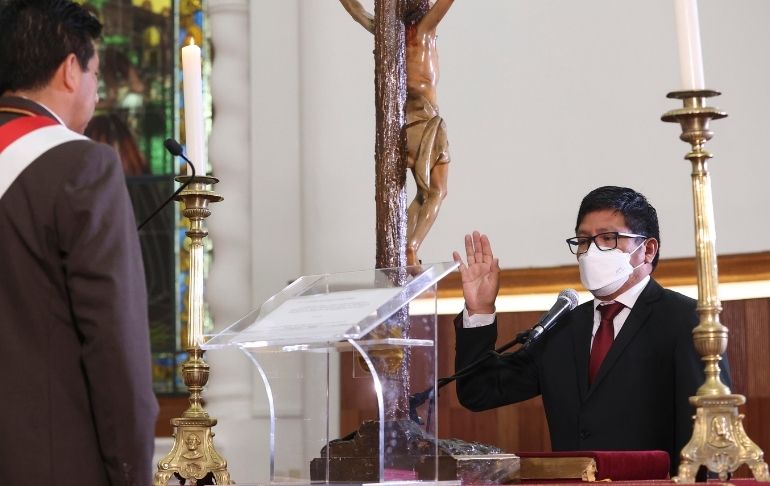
[662, 90, 769, 482]
[154, 176, 233, 485]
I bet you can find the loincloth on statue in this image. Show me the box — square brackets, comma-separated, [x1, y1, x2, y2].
[404, 94, 450, 193]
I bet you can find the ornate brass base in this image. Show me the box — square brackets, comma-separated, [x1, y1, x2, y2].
[153, 350, 233, 484]
[154, 416, 233, 485]
[674, 395, 769, 482]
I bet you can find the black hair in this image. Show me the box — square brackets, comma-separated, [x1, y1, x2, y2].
[0, 0, 102, 95]
[575, 186, 661, 269]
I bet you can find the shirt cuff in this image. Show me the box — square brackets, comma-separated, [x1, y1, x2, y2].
[462, 307, 496, 328]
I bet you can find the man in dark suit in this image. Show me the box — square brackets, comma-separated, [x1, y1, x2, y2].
[0, 1, 158, 484]
[452, 186, 729, 476]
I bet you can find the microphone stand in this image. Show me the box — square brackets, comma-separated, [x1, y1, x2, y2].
[409, 327, 534, 429]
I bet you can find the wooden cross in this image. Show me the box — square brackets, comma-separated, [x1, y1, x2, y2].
[373, 0, 411, 270]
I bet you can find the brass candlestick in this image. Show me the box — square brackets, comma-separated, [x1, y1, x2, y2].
[154, 176, 233, 485]
[662, 90, 769, 482]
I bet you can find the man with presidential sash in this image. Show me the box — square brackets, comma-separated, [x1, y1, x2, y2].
[0, 1, 158, 484]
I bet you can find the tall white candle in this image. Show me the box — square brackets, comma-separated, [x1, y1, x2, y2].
[181, 40, 206, 175]
[674, 0, 705, 90]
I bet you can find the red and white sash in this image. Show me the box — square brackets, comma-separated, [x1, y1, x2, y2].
[0, 116, 87, 200]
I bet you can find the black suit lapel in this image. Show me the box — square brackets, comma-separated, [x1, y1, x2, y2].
[586, 279, 664, 397]
[571, 302, 595, 403]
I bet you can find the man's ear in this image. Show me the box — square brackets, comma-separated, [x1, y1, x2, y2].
[60, 53, 81, 93]
[645, 238, 659, 264]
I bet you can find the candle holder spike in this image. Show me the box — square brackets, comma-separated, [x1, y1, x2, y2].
[154, 175, 232, 486]
[662, 90, 769, 483]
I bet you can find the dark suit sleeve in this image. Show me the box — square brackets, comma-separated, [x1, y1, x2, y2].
[56, 142, 158, 485]
[454, 313, 541, 411]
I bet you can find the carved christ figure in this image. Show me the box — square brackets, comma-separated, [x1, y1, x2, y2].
[340, 0, 455, 266]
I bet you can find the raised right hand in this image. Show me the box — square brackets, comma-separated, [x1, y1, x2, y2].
[452, 231, 501, 316]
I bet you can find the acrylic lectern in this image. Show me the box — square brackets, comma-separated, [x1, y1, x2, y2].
[202, 262, 460, 485]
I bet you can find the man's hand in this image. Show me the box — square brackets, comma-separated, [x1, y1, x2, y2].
[452, 231, 500, 316]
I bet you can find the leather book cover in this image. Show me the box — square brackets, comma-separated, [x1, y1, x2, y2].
[516, 450, 670, 481]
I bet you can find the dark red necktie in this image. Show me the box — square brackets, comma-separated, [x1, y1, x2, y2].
[589, 302, 625, 384]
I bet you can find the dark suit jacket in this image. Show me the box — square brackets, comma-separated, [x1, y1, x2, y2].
[455, 278, 730, 476]
[0, 96, 158, 485]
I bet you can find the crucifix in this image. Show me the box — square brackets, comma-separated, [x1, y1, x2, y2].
[308, 2, 457, 481]
[341, 0, 454, 269]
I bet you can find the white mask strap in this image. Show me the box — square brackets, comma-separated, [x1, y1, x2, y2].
[629, 239, 649, 270]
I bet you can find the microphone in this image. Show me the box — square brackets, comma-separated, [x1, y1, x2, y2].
[136, 138, 196, 231]
[523, 288, 579, 348]
[162, 138, 197, 178]
[163, 138, 185, 158]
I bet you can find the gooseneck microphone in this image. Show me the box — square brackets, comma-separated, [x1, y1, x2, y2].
[136, 138, 196, 231]
[408, 289, 580, 427]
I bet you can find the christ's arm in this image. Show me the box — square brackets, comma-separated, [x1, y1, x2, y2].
[339, 0, 375, 34]
[418, 0, 455, 33]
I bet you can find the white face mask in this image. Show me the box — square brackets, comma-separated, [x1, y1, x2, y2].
[578, 240, 646, 297]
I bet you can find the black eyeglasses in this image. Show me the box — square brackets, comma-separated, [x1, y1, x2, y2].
[566, 232, 647, 255]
